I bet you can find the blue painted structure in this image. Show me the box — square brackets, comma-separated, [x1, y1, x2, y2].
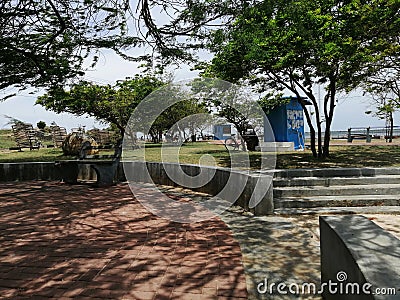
[264, 96, 308, 150]
[213, 124, 232, 140]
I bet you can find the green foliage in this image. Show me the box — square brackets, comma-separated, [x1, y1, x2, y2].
[36, 75, 165, 136]
[0, 0, 143, 95]
[189, 78, 264, 150]
[205, 0, 399, 158]
[258, 93, 288, 114]
[148, 93, 210, 143]
[37, 121, 47, 130]
[4, 115, 25, 127]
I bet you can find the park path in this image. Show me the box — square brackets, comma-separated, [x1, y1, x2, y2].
[2, 181, 398, 300]
[153, 186, 323, 300]
[0, 181, 247, 299]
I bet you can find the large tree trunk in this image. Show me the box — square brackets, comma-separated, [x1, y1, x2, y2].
[300, 100, 318, 157]
[389, 112, 394, 143]
[322, 127, 331, 157]
[316, 121, 323, 158]
[322, 77, 337, 158]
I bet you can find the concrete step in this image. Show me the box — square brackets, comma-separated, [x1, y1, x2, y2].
[273, 175, 400, 187]
[274, 194, 400, 208]
[271, 167, 400, 179]
[273, 183, 400, 197]
[274, 205, 400, 215]
[268, 168, 400, 214]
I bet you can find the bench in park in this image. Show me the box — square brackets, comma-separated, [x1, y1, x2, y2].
[11, 122, 41, 151]
[50, 125, 68, 148]
[55, 140, 122, 187]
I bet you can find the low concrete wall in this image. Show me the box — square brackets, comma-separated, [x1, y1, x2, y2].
[0, 162, 97, 182]
[0, 162, 61, 181]
[122, 161, 274, 215]
[0, 161, 274, 215]
[320, 215, 400, 300]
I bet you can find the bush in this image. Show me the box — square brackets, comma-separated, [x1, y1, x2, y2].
[37, 121, 46, 130]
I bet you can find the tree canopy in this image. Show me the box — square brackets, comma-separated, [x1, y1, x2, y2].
[4, 0, 399, 159]
[1, 0, 246, 96]
[203, 0, 399, 157]
[36, 75, 165, 136]
[0, 0, 143, 97]
[124, 0, 399, 158]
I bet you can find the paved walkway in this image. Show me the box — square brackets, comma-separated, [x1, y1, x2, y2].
[0, 181, 247, 299]
[1, 181, 399, 300]
[158, 186, 400, 300]
[159, 186, 322, 299]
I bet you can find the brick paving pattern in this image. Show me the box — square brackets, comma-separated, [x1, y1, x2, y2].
[0, 181, 247, 299]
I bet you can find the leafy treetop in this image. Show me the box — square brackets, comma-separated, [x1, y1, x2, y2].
[0, 0, 143, 97]
[36, 75, 165, 136]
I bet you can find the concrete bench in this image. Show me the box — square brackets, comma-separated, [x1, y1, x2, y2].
[56, 141, 121, 187]
[320, 215, 400, 299]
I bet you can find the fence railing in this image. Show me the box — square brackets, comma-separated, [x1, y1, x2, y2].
[305, 126, 400, 142]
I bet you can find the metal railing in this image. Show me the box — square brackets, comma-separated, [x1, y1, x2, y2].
[305, 126, 400, 142]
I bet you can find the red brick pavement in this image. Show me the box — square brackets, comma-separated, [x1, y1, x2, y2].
[0, 181, 247, 299]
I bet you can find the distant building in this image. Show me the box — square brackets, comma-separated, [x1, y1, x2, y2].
[213, 124, 232, 140]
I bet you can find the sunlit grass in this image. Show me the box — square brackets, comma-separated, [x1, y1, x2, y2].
[0, 148, 74, 163]
[123, 142, 228, 166]
[1, 139, 400, 169]
[0, 130, 16, 149]
[122, 142, 400, 169]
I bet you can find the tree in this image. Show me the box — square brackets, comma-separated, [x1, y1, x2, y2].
[135, 0, 243, 64]
[189, 78, 264, 151]
[0, 0, 143, 97]
[2, 0, 225, 95]
[36, 75, 165, 137]
[133, 0, 399, 158]
[148, 94, 210, 143]
[364, 67, 400, 142]
[190, 114, 216, 140]
[37, 121, 47, 131]
[204, 0, 399, 158]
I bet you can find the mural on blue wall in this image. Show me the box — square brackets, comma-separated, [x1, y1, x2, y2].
[264, 96, 310, 150]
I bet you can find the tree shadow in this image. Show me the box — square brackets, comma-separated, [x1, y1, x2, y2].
[0, 181, 247, 299]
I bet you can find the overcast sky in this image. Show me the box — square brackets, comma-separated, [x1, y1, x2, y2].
[0, 49, 397, 132]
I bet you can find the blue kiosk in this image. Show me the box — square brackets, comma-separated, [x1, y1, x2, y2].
[264, 96, 309, 150]
[213, 124, 232, 140]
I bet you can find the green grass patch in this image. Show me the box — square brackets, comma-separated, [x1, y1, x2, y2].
[1, 140, 400, 169]
[123, 142, 400, 169]
[0, 130, 16, 149]
[0, 148, 75, 163]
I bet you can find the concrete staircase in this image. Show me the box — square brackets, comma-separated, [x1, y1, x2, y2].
[271, 168, 400, 214]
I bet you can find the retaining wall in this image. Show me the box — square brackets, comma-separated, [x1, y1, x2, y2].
[0, 162, 61, 181]
[320, 215, 400, 300]
[123, 161, 273, 215]
[0, 161, 274, 215]
[0, 162, 97, 182]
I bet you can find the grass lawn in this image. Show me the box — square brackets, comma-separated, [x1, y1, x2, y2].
[0, 130, 16, 149]
[276, 145, 400, 169]
[2, 139, 400, 169]
[0, 148, 76, 162]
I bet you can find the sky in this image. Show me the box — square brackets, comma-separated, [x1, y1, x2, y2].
[0, 49, 397, 133]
